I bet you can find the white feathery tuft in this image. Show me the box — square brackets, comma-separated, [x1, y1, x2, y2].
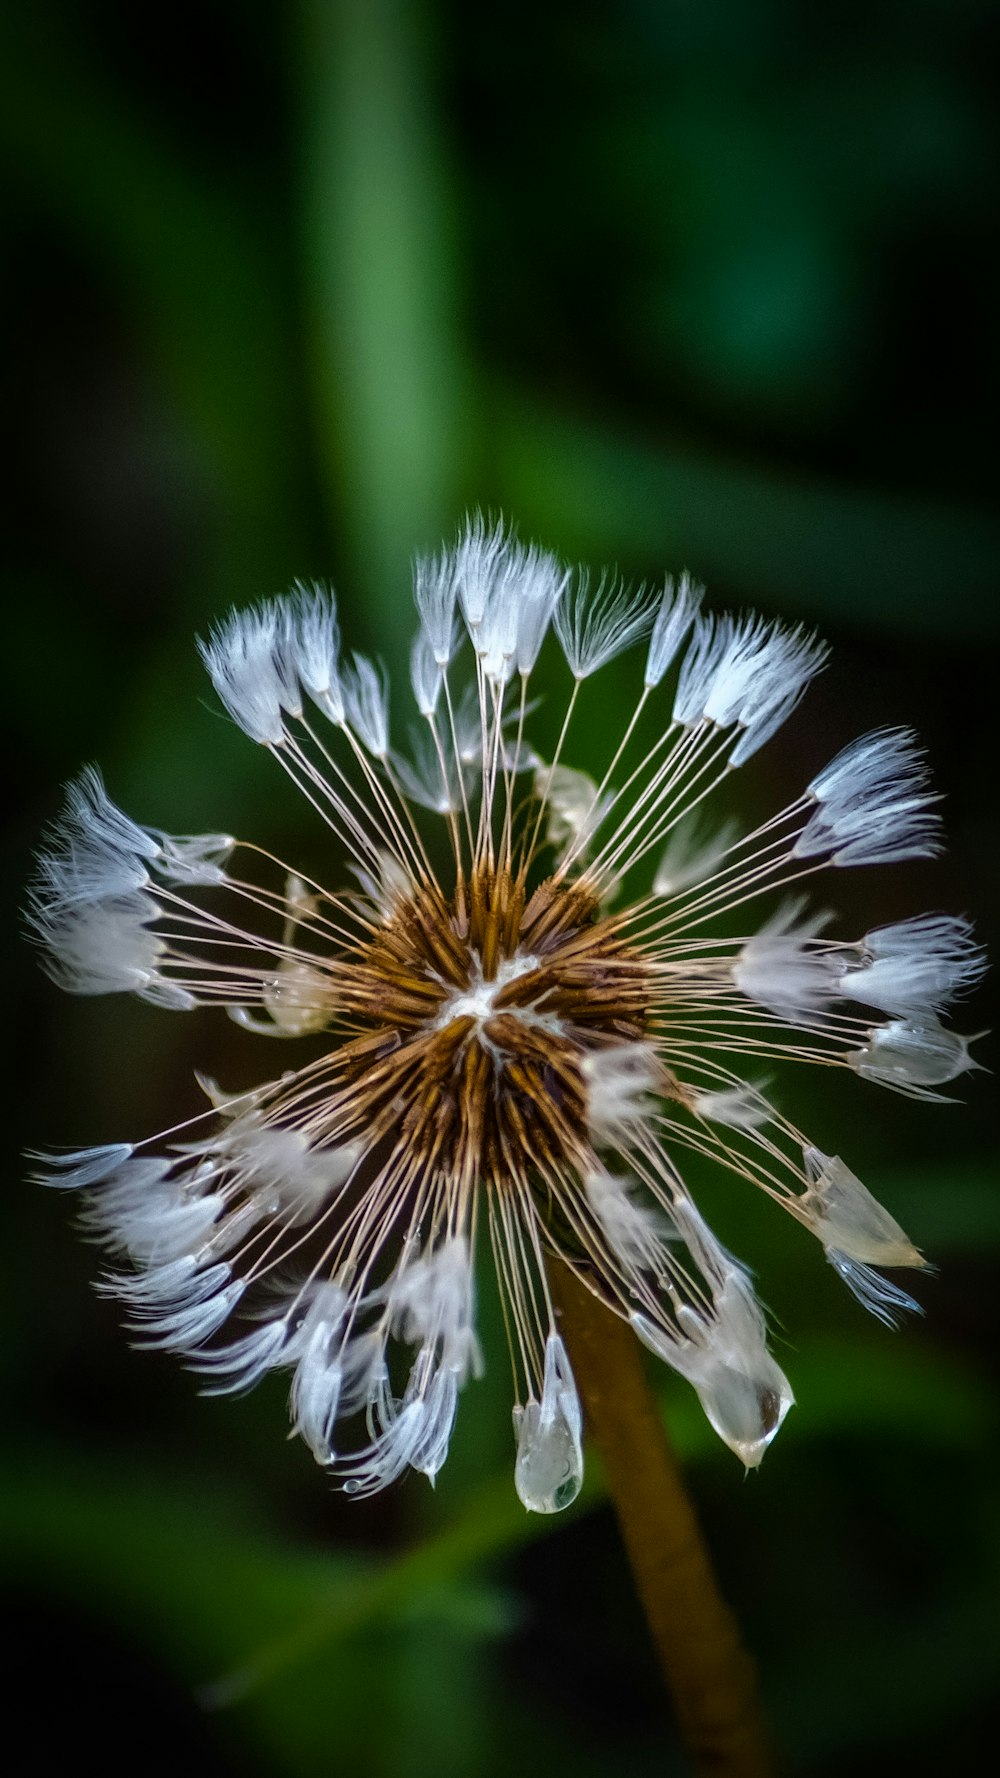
[653, 811, 740, 897]
[30, 1143, 135, 1190]
[34, 891, 194, 1006]
[404, 1364, 462, 1482]
[286, 1284, 350, 1463]
[30, 768, 157, 911]
[838, 914, 985, 1020]
[582, 1043, 662, 1140]
[99, 1254, 219, 1307]
[644, 572, 704, 688]
[673, 614, 731, 727]
[339, 1399, 430, 1497]
[62, 767, 158, 860]
[514, 550, 568, 674]
[151, 832, 235, 885]
[538, 763, 613, 865]
[391, 732, 456, 814]
[80, 1160, 226, 1267]
[243, 1124, 359, 1217]
[189, 1321, 289, 1396]
[825, 1253, 922, 1327]
[727, 624, 828, 765]
[554, 570, 657, 678]
[672, 613, 827, 761]
[795, 728, 942, 866]
[691, 1083, 771, 1131]
[413, 546, 459, 666]
[585, 1169, 669, 1268]
[732, 901, 840, 1023]
[454, 530, 566, 685]
[388, 1237, 480, 1383]
[284, 582, 345, 722]
[410, 629, 444, 717]
[198, 603, 300, 745]
[342, 653, 390, 757]
[453, 514, 507, 631]
[113, 1262, 245, 1353]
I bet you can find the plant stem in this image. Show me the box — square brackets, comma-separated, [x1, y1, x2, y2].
[550, 1261, 777, 1778]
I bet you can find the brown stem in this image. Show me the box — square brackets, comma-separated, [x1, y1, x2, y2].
[550, 1261, 777, 1778]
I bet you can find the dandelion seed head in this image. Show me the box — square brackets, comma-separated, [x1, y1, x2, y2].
[28, 517, 984, 1509]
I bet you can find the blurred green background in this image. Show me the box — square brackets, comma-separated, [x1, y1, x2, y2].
[3, 2, 998, 1773]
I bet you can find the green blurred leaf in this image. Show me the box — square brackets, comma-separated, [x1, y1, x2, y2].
[0, 8, 312, 601]
[779, 1336, 995, 1450]
[870, 1162, 1000, 1251]
[492, 391, 1000, 636]
[6, 1324, 985, 1699]
[0, 1450, 514, 1689]
[775, 1565, 1000, 1763]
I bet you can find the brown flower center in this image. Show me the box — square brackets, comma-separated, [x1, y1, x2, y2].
[331, 867, 652, 1182]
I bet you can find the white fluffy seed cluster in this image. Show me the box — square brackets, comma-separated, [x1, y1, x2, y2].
[28, 515, 985, 1511]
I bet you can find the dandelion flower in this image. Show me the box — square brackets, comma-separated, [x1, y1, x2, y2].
[28, 521, 984, 1513]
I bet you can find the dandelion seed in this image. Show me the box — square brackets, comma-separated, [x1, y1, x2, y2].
[28, 517, 984, 1509]
[837, 914, 985, 1021]
[653, 810, 740, 898]
[732, 900, 840, 1023]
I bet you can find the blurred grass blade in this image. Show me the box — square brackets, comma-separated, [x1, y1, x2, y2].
[297, 0, 469, 653]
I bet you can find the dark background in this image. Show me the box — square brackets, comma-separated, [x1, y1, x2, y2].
[3, 3, 998, 1773]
